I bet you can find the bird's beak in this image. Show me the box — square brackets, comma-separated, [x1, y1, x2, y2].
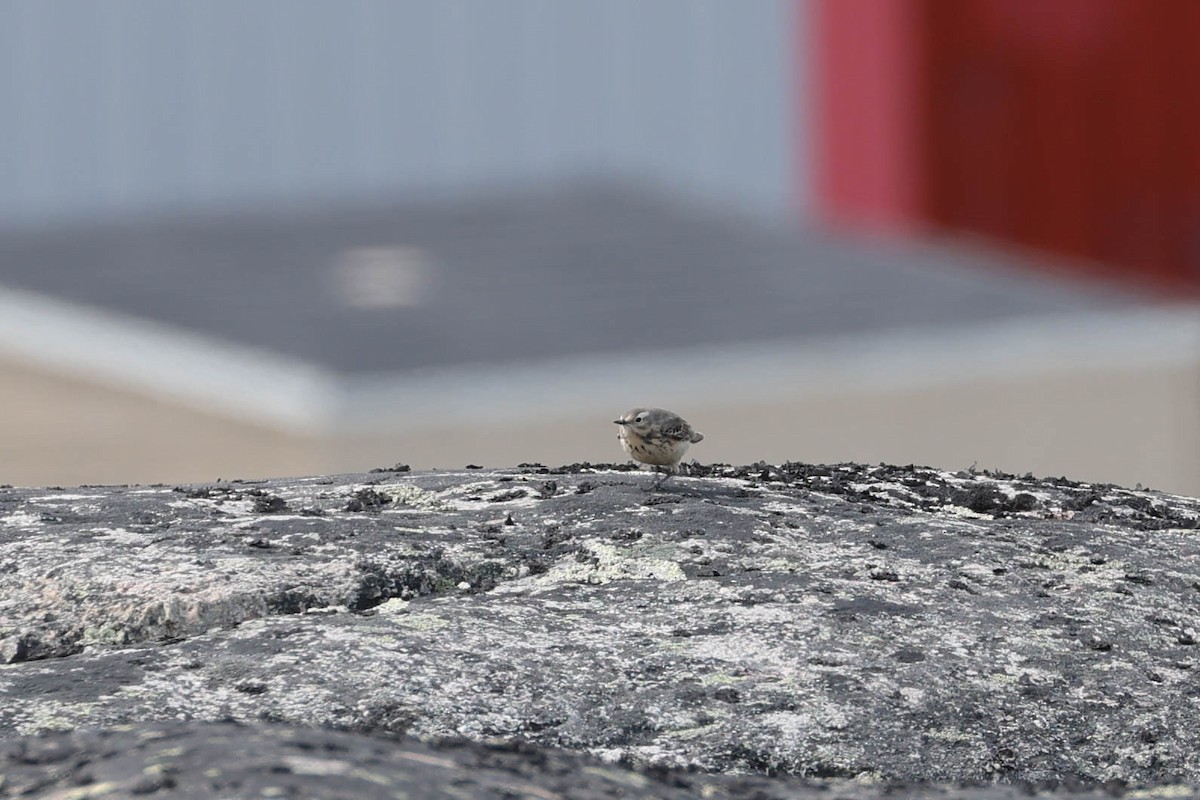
[613, 419, 626, 425]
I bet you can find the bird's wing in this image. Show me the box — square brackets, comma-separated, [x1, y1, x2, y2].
[660, 419, 697, 442]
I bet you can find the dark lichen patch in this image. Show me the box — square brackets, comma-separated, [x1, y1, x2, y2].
[252, 495, 289, 514]
[670, 462, 1192, 529]
[368, 463, 411, 473]
[346, 553, 515, 610]
[487, 489, 528, 503]
[549, 461, 639, 474]
[345, 488, 393, 512]
[173, 484, 266, 502]
[948, 484, 1028, 514]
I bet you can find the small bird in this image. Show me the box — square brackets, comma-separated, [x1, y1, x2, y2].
[613, 407, 704, 488]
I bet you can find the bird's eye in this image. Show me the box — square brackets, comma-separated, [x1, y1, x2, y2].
[635, 415, 644, 423]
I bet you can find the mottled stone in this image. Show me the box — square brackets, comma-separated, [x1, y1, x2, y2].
[1, 463, 1199, 796]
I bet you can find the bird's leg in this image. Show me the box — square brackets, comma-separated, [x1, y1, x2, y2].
[643, 466, 663, 491]
[652, 467, 674, 490]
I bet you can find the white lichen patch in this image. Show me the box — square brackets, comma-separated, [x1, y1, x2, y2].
[391, 613, 449, 631]
[165, 498, 258, 519]
[1, 510, 45, 529]
[760, 501, 816, 518]
[5, 699, 109, 737]
[373, 598, 410, 614]
[278, 755, 355, 777]
[1026, 548, 1129, 581]
[756, 709, 844, 746]
[532, 540, 686, 586]
[378, 483, 449, 511]
[689, 633, 814, 678]
[748, 535, 867, 574]
[943, 505, 998, 520]
[1126, 785, 1199, 799]
[27, 494, 105, 503]
[892, 515, 990, 533]
[923, 726, 978, 744]
[430, 481, 535, 512]
[302, 605, 348, 615]
[720, 506, 772, 518]
[93, 527, 153, 545]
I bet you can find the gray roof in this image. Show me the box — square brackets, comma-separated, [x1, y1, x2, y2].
[0, 180, 1138, 377]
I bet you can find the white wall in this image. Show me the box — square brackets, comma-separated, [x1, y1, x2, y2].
[0, 0, 804, 227]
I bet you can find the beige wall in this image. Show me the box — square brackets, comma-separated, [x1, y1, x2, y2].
[4, 355, 1198, 498]
[0, 357, 322, 487]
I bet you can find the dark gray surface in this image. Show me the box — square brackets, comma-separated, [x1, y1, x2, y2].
[0, 181, 1139, 374]
[0, 720, 1159, 800]
[2, 462, 1199, 796]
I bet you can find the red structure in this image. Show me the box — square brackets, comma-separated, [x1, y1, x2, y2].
[812, 0, 1200, 292]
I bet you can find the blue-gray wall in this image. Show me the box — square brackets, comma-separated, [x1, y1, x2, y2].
[0, 0, 804, 227]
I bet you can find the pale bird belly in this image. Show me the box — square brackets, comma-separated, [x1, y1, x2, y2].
[619, 432, 690, 467]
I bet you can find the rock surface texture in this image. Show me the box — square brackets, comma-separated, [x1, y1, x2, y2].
[1, 463, 1199, 799]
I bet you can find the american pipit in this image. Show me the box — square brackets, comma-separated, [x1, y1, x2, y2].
[613, 407, 704, 488]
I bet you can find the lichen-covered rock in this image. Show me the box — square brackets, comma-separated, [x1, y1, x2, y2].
[1, 463, 1199, 794]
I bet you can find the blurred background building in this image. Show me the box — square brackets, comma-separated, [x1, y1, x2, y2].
[1, 0, 1197, 494]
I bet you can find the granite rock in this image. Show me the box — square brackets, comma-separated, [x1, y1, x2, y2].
[1, 463, 1199, 796]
